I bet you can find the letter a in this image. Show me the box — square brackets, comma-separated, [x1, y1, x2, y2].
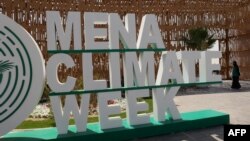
[228, 129, 235, 136]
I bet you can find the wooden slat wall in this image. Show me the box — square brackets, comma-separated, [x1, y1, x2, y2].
[1, 0, 250, 80]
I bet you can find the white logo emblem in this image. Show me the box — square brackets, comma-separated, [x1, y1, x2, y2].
[0, 14, 45, 136]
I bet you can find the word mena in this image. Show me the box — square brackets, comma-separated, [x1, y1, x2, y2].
[46, 11, 222, 134]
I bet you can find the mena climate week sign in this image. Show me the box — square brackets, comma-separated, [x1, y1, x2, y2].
[0, 12, 229, 140]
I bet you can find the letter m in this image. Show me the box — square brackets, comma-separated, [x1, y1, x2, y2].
[46, 11, 81, 50]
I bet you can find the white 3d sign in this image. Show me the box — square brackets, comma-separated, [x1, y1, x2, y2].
[45, 11, 222, 135]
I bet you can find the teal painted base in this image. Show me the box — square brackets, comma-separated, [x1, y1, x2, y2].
[2, 109, 229, 141]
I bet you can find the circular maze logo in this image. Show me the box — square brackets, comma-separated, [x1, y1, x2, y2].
[0, 14, 45, 136]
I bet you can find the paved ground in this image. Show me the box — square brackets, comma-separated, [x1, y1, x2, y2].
[136, 80, 250, 141]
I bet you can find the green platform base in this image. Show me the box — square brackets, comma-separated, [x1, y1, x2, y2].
[1, 109, 229, 141]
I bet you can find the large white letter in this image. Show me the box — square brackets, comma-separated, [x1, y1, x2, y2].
[137, 14, 165, 49]
[46, 11, 81, 50]
[46, 54, 76, 92]
[123, 52, 155, 87]
[109, 13, 136, 49]
[50, 95, 90, 134]
[98, 92, 122, 129]
[177, 51, 201, 83]
[84, 12, 108, 50]
[153, 51, 183, 122]
[199, 51, 222, 82]
[126, 90, 150, 125]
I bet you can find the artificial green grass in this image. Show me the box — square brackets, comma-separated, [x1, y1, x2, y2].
[16, 117, 98, 129]
[16, 98, 153, 129]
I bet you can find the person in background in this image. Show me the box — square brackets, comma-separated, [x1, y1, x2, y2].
[231, 61, 241, 89]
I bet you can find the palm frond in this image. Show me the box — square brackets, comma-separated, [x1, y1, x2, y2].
[207, 34, 216, 48]
[183, 27, 216, 51]
[0, 60, 14, 73]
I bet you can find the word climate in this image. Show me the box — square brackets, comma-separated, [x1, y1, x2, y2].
[46, 11, 221, 134]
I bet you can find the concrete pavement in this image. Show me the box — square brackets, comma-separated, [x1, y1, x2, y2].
[137, 81, 250, 141]
[176, 91, 250, 125]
